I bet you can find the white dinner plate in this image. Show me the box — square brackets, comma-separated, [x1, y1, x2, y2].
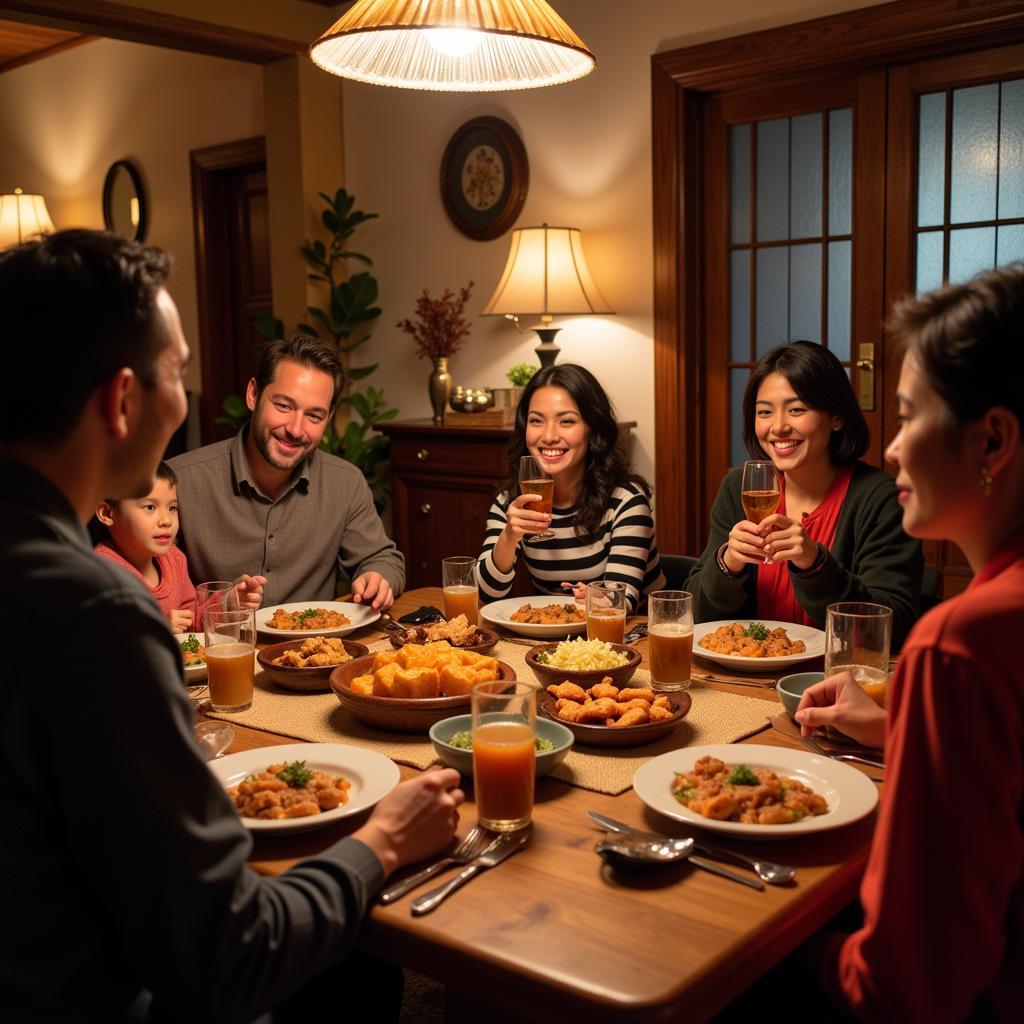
[633, 743, 878, 840]
[175, 632, 208, 683]
[481, 594, 588, 639]
[255, 601, 380, 639]
[692, 619, 825, 671]
[208, 743, 400, 835]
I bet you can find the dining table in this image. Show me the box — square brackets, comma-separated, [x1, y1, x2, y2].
[206, 587, 881, 1023]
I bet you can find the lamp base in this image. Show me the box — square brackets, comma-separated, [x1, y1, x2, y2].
[534, 328, 561, 369]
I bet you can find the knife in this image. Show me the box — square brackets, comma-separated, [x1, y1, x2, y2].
[411, 828, 530, 915]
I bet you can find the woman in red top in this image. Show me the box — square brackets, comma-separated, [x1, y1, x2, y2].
[797, 265, 1024, 1021]
[687, 341, 923, 645]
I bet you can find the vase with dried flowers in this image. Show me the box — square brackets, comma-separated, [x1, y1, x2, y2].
[397, 281, 474, 424]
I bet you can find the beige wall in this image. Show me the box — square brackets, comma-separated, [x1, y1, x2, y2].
[0, 37, 264, 394]
[340, 0, 891, 486]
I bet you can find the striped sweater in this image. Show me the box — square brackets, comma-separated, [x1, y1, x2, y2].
[476, 482, 665, 614]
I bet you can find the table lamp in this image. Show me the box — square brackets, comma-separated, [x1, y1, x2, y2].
[0, 188, 56, 248]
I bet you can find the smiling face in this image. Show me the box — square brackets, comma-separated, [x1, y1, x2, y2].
[246, 359, 334, 474]
[525, 386, 589, 494]
[100, 476, 180, 571]
[754, 372, 841, 477]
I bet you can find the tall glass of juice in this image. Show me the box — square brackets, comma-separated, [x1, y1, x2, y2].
[442, 556, 479, 623]
[648, 590, 694, 692]
[825, 602, 892, 708]
[472, 680, 536, 832]
[518, 455, 554, 541]
[204, 607, 255, 712]
[586, 580, 626, 645]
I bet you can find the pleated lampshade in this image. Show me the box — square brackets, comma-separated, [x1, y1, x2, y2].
[0, 188, 56, 248]
[309, 0, 596, 92]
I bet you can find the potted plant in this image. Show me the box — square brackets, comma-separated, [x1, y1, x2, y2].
[493, 361, 537, 415]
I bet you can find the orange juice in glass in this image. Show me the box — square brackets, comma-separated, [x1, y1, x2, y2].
[472, 680, 536, 832]
[648, 591, 694, 691]
[825, 602, 892, 709]
[204, 608, 255, 712]
[441, 556, 479, 623]
[586, 581, 626, 645]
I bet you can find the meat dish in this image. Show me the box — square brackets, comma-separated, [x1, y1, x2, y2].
[228, 760, 351, 819]
[510, 602, 585, 625]
[268, 607, 351, 631]
[271, 636, 352, 668]
[698, 621, 806, 658]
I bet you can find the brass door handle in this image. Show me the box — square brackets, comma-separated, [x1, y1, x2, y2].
[417, 449, 430, 461]
[856, 343, 875, 411]
[420, 503, 432, 515]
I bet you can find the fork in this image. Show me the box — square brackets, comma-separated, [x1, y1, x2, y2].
[799, 732, 885, 777]
[379, 825, 491, 904]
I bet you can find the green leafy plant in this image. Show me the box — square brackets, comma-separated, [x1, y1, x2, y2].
[505, 362, 538, 388]
[216, 188, 398, 508]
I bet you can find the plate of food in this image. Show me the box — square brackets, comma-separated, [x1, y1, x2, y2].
[257, 636, 370, 692]
[388, 614, 498, 655]
[255, 601, 380, 639]
[480, 595, 587, 639]
[208, 742, 399, 835]
[692, 619, 825, 671]
[176, 632, 207, 682]
[633, 743, 878, 839]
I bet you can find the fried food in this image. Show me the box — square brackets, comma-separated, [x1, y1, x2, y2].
[611, 707, 649, 727]
[698, 622, 806, 658]
[268, 607, 352, 631]
[550, 676, 679, 730]
[398, 615, 488, 648]
[546, 681, 588, 702]
[271, 636, 351, 668]
[358, 643, 502, 699]
[671, 755, 828, 825]
[510, 602, 585, 625]
[228, 761, 350, 820]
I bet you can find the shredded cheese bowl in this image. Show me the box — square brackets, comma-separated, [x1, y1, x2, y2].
[525, 640, 641, 688]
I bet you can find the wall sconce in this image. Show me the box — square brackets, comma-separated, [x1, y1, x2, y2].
[482, 223, 613, 367]
[0, 188, 56, 248]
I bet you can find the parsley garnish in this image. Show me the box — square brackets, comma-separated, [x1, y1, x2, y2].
[726, 764, 759, 786]
[277, 761, 314, 788]
[180, 633, 201, 654]
[742, 622, 769, 641]
[297, 608, 319, 623]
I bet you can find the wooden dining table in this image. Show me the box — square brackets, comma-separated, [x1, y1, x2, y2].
[215, 587, 880, 1022]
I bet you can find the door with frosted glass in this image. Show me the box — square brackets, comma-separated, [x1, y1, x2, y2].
[702, 73, 887, 505]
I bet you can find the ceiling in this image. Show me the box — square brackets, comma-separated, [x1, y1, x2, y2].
[0, 17, 91, 73]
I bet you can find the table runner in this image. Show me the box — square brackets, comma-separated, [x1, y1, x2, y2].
[205, 638, 774, 795]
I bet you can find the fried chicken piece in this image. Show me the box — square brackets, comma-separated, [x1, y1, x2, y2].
[648, 704, 674, 721]
[556, 701, 586, 723]
[619, 687, 655, 703]
[615, 698, 652, 713]
[273, 649, 306, 667]
[576, 697, 619, 723]
[652, 695, 673, 710]
[588, 681, 620, 701]
[546, 681, 588, 703]
[609, 707, 649, 727]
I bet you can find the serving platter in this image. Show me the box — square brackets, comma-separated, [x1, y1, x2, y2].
[481, 594, 587, 639]
[208, 743, 399, 835]
[255, 600, 380, 639]
[633, 743, 878, 839]
[692, 619, 825, 671]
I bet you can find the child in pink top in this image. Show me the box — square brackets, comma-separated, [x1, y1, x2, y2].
[95, 462, 263, 631]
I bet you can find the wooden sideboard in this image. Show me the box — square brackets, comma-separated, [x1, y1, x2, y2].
[380, 418, 635, 589]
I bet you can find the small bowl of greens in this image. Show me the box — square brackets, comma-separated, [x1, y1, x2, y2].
[176, 633, 208, 683]
[429, 714, 573, 777]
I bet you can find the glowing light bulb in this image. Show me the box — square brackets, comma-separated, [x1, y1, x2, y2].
[426, 28, 483, 58]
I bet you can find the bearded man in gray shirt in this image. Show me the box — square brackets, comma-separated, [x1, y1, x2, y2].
[171, 335, 404, 609]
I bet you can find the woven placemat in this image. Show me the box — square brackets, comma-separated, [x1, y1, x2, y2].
[205, 638, 774, 795]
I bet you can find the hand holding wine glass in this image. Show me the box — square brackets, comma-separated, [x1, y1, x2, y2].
[721, 461, 781, 572]
[517, 456, 554, 542]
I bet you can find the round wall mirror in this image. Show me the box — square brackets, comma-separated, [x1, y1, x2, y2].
[102, 160, 147, 241]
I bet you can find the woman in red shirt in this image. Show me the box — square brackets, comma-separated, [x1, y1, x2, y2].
[797, 264, 1024, 1021]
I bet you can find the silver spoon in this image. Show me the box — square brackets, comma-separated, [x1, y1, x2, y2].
[594, 836, 764, 891]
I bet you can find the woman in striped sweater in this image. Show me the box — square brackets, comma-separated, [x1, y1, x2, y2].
[476, 364, 664, 614]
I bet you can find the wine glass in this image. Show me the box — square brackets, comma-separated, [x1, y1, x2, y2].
[518, 456, 554, 541]
[741, 460, 781, 563]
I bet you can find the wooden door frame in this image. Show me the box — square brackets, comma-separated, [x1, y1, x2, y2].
[190, 136, 267, 444]
[651, 0, 1024, 556]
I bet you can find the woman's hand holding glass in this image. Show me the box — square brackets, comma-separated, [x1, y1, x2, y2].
[794, 671, 887, 748]
[502, 492, 553, 544]
[759, 515, 819, 568]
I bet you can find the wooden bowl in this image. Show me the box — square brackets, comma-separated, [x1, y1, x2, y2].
[524, 643, 641, 689]
[387, 624, 499, 656]
[537, 689, 691, 748]
[257, 639, 369, 692]
[329, 654, 517, 733]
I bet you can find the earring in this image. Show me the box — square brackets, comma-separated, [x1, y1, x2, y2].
[979, 469, 993, 497]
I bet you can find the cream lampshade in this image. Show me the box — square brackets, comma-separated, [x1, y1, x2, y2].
[309, 0, 596, 92]
[482, 223, 613, 367]
[0, 188, 56, 248]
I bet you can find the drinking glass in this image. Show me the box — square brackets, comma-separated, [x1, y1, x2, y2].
[518, 456, 554, 541]
[824, 602, 892, 708]
[442, 556, 478, 623]
[647, 590, 694, 692]
[472, 680, 537, 832]
[195, 580, 239, 626]
[586, 581, 626, 645]
[203, 607, 256, 713]
[740, 461, 781, 524]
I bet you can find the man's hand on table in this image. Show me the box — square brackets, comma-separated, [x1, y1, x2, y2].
[233, 574, 267, 610]
[353, 769, 464, 880]
[352, 571, 394, 611]
[795, 671, 887, 748]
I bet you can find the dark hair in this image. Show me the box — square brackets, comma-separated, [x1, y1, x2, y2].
[0, 229, 171, 443]
[504, 364, 648, 540]
[887, 263, 1024, 431]
[155, 460, 177, 488]
[94, 461, 178, 544]
[741, 341, 869, 463]
[253, 335, 346, 412]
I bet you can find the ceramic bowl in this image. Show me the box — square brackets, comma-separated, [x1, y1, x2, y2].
[257, 639, 370, 692]
[329, 654, 516, 733]
[524, 642, 641, 689]
[776, 671, 826, 718]
[429, 714, 574, 777]
[537, 689, 691, 749]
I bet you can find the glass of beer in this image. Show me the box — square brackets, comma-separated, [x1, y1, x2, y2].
[647, 590, 694, 692]
[586, 581, 627, 645]
[519, 456, 554, 541]
[203, 607, 256, 712]
[825, 602, 892, 708]
[740, 460, 781, 524]
[472, 680, 536, 832]
[442, 556, 478, 623]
